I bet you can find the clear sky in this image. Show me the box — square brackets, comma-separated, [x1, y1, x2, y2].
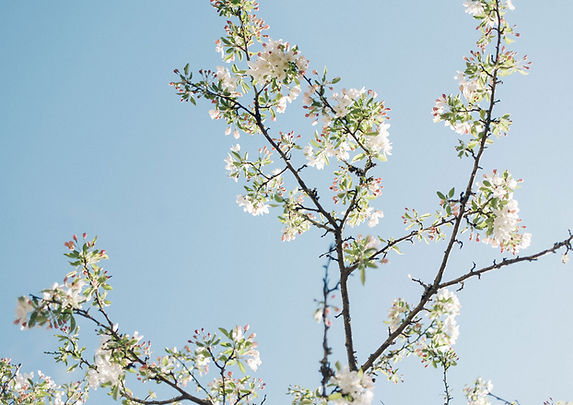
[1, 1, 572, 404]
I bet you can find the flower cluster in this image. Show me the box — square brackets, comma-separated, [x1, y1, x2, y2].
[331, 87, 366, 118]
[330, 367, 374, 405]
[408, 289, 462, 369]
[215, 65, 240, 96]
[385, 298, 410, 333]
[278, 189, 312, 242]
[463, 377, 493, 405]
[87, 335, 124, 390]
[473, 170, 531, 253]
[41, 278, 87, 311]
[246, 39, 308, 84]
[14, 234, 110, 333]
[0, 358, 87, 405]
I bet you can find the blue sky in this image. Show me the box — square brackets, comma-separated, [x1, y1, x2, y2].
[1, 1, 572, 403]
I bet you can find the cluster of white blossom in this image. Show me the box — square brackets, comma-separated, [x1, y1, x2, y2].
[455, 71, 485, 102]
[427, 289, 461, 352]
[364, 122, 392, 158]
[367, 209, 384, 228]
[276, 85, 301, 114]
[463, 377, 493, 405]
[463, 0, 486, 17]
[303, 140, 350, 170]
[236, 194, 270, 216]
[331, 87, 366, 118]
[331, 367, 374, 405]
[432, 94, 473, 135]
[246, 39, 308, 83]
[87, 335, 123, 390]
[42, 278, 87, 310]
[464, 0, 515, 16]
[224, 144, 241, 182]
[231, 325, 262, 371]
[386, 298, 409, 333]
[14, 297, 34, 330]
[478, 171, 531, 253]
[215, 65, 240, 96]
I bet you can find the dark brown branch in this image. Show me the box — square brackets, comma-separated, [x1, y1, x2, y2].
[439, 235, 573, 289]
[361, 3, 506, 372]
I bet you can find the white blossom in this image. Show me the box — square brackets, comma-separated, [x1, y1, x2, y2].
[367, 210, 384, 228]
[303, 145, 328, 170]
[236, 194, 269, 216]
[386, 298, 409, 333]
[463, 377, 493, 405]
[455, 71, 484, 101]
[246, 39, 307, 83]
[87, 335, 123, 390]
[14, 297, 34, 329]
[365, 122, 392, 157]
[433, 95, 448, 122]
[42, 278, 87, 310]
[246, 349, 261, 371]
[480, 171, 517, 198]
[331, 87, 366, 118]
[463, 1, 485, 17]
[331, 367, 374, 405]
[215, 66, 238, 94]
[445, 120, 472, 135]
[209, 109, 221, 120]
[506, 0, 516, 10]
[427, 289, 461, 352]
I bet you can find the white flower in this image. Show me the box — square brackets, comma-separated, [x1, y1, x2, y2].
[331, 87, 366, 118]
[286, 85, 301, 102]
[236, 195, 269, 216]
[463, 1, 485, 17]
[455, 71, 483, 101]
[481, 171, 517, 198]
[13, 370, 34, 391]
[386, 298, 409, 333]
[433, 94, 448, 122]
[87, 335, 123, 390]
[15, 297, 34, 329]
[231, 325, 244, 342]
[195, 349, 210, 375]
[491, 199, 520, 243]
[246, 349, 262, 372]
[367, 210, 384, 228]
[331, 367, 374, 405]
[303, 145, 327, 170]
[246, 39, 307, 83]
[463, 377, 493, 405]
[215, 39, 224, 59]
[434, 289, 461, 319]
[506, 0, 515, 11]
[562, 253, 570, 264]
[445, 120, 472, 135]
[209, 109, 221, 120]
[276, 96, 287, 114]
[215, 66, 238, 94]
[365, 122, 392, 157]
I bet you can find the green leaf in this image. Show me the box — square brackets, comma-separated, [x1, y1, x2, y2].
[437, 191, 446, 200]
